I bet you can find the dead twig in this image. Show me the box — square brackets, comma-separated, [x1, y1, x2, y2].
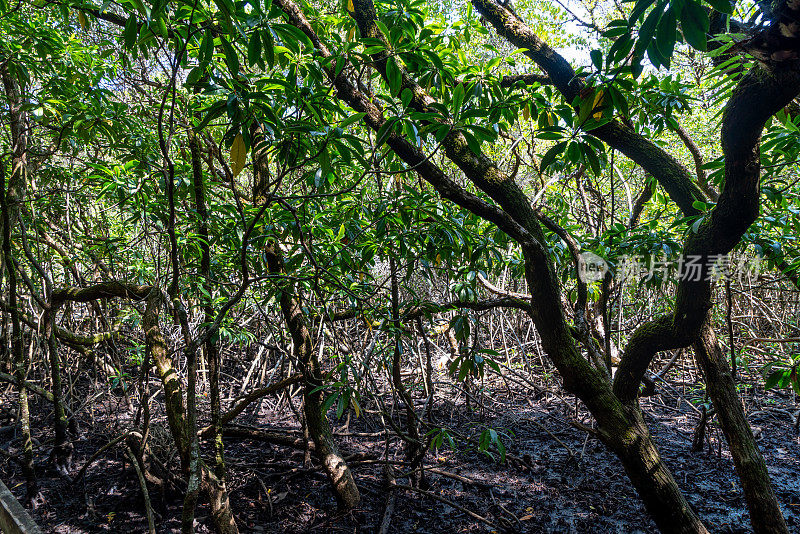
[391, 483, 500, 530]
[125, 444, 156, 534]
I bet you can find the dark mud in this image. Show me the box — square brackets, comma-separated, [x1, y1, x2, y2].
[1, 373, 798, 533]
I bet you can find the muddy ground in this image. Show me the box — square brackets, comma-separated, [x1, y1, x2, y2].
[1, 369, 799, 533]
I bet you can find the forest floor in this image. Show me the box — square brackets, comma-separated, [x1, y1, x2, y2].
[1, 367, 799, 533]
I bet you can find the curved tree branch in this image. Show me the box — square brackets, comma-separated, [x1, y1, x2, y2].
[472, 0, 707, 216]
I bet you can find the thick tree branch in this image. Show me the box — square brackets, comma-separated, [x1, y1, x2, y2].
[500, 73, 551, 87]
[615, 65, 800, 404]
[471, 0, 707, 216]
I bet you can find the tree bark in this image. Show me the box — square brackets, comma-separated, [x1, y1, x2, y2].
[694, 320, 788, 534]
[0, 61, 28, 279]
[0, 158, 35, 501]
[190, 126, 229, 495]
[389, 255, 423, 487]
[143, 291, 239, 534]
[263, 243, 360, 508]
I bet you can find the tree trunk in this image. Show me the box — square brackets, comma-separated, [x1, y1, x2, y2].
[606, 404, 708, 533]
[44, 322, 72, 473]
[249, 117, 360, 508]
[0, 62, 28, 279]
[528, 292, 708, 534]
[389, 256, 423, 487]
[694, 320, 788, 534]
[0, 159, 35, 500]
[263, 243, 360, 509]
[143, 291, 239, 534]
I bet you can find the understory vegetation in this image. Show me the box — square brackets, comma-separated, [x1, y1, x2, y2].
[1, 0, 800, 532]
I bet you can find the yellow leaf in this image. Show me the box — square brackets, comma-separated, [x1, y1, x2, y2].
[230, 133, 246, 178]
[347, 0, 354, 12]
[519, 514, 533, 521]
[547, 112, 555, 126]
[78, 11, 88, 30]
[592, 89, 605, 119]
[352, 396, 361, 418]
[522, 105, 530, 121]
[347, 26, 355, 41]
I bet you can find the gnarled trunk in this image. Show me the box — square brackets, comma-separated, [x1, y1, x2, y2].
[694, 320, 788, 534]
[0, 159, 35, 501]
[263, 243, 360, 508]
[143, 291, 239, 534]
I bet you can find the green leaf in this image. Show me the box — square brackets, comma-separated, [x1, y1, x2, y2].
[656, 7, 676, 60]
[461, 128, 481, 155]
[647, 41, 668, 69]
[262, 28, 275, 68]
[220, 36, 240, 76]
[401, 87, 413, 108]
[196, 100, 227, 131]
[386, 58, 402, 96]
[540, 141, 566, 172]
[680, 1, 709, 51]
[629, 0, 657, 23]
[124, 16, 139, 50]
[199, 29, 214, 65]
[247, 32, 263, 68]
[764, 369, 786, 390]
[272, 23, 313, 50]
[321, 392, 339, 415]
[336, 391, 348, 419]
[452, 82, 465, 117]
[340, 112, 367, 129]
[582, 143, 601, 175]
[186, 66, 206, 86]
[496, 434, 506, 462]
[705, 0, 733, 14]
[375, 118, 398, 147]
[791, 367, 800, 396]
[212, 0, 235, 32]
[566, 141, 581, 163]
[607, 33, 634, 65]
[631, 56, 645, 78]
[635, 1, 666, 55]
[590, 49, 603, 70]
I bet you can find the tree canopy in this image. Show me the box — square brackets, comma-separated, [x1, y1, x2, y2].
[1, 0, 800, 532]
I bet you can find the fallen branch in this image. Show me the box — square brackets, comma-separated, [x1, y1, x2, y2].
[0, 371, 54, 403]
[198, 375, 303, 436]
[426, 467, 493, 488]
[213, 425, 311, 451]
[72, 432, 136, 483]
